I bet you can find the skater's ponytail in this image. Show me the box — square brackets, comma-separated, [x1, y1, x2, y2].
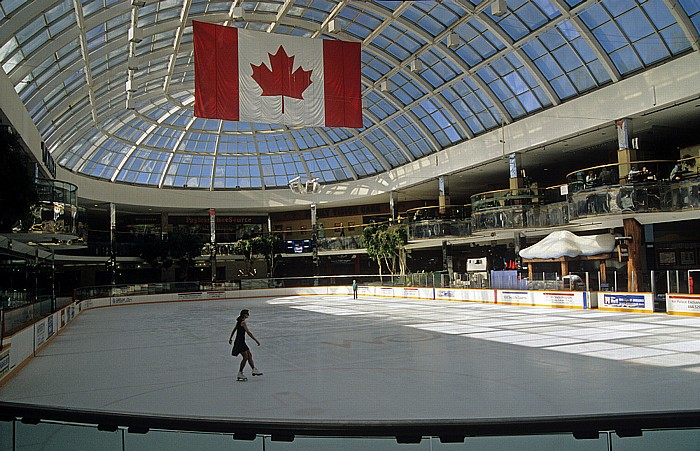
[236, 309, 249, 327]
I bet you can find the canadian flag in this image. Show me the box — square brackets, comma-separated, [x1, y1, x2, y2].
[193, 21, 363, 128]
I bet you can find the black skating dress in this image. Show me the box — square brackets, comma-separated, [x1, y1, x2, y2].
[231, 321, 249, 356]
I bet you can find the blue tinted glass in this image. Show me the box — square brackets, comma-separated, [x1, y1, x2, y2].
[550, 75, 576, 98]
[539, 28, 566, 51]
[610, 46, 643, 74]
[515, 3, 547, 30]
[579, 4, 609, 28]
[634, 34, 669, 65]
[536, 54, 564, 79]
[533, 0, 561, 19]
[602, 0, 634, 16]
[518, 90, 543, 112]
[642, 0, 675, 28]
[522, 39, 546, 59]
[498, 15, 528, 40]
[455, 45, 482, 67]
[660, 25, 691, 54]
[552, 45, 582, 71]
[588, 59, 612, 84]
[616, 8, 654, 41]
[593, 22, 627, 52]
[571, 37, 597, 63]
[503, 98, 526, 118]
[568, 66, 596, 91]
[489, 79, 511, 100]
[503, 71, 528, 95]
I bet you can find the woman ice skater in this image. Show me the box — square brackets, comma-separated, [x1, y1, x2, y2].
[229, 309, 262, 381]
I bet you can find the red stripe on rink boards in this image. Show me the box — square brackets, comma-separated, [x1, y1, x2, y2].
[193, 22, 238, 120]
[323, 40, 362, 128]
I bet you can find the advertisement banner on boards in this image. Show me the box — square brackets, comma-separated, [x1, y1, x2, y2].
[47, 315, 54, 338]
[602, 293, 647, 310]
[667, 294, 700, 316]
[36, 322, 46, 347]
[499, 291, 531, 305]
[0, 349, 9, 378]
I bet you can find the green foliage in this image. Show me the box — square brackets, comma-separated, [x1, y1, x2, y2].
[361, 222, 408, 279]
[0, 127, 38, 232]
[234, 234, 282, 277]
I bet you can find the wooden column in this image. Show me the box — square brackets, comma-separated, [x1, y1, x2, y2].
[599, 259, 607, 284]
[560, 259, 569, 277]
[528, 262, 533, 281]
[624, 217, 643, 292]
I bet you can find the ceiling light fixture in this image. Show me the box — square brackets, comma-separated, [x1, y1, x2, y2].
[410, 59, 422, 72]
[328, 19, 339, 33]
[491, 0, 507, 17]
[447, 32, 461, 48]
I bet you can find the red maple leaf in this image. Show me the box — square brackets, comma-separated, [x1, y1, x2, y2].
[251, 46, 313, 115]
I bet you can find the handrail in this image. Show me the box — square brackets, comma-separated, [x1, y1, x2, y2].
[1, 401, 699, 440]
[564, 159, 679, 179]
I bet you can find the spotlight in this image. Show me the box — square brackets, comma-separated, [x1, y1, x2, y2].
[491, 0, 507, 17]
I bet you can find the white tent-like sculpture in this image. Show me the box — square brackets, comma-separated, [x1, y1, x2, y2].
[519, 231, 616, 260]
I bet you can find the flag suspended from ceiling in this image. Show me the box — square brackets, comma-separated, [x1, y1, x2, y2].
[193, 21, 363, 128]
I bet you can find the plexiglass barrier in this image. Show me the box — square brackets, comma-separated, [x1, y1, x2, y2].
[1, 404, 698, 451]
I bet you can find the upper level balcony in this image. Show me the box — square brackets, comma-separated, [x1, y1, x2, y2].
[470, 186, 569, 232]
[566, 159, 700, 219]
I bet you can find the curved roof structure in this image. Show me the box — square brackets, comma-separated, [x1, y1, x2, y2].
[2, 0, 699, 198]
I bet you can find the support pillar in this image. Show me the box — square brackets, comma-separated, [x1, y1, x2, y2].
[616, 119, 636, 182]
[508, 153, 524, 190]
[160, 212, 168, 240]
[599, 259, 607, 284]
[624, 217, 643, 292]
[209, 208, 216, 283]
[389, 191, 396, 222]
[438, 176, 449, 215]
[560, 259, 569, 277]
[109, 203, 116, 286]
[311, 203, 319, 281]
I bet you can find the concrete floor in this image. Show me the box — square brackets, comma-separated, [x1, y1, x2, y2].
[2, 295, 700, 422]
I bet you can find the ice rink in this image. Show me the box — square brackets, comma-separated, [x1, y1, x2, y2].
[2, 295, 700, 422]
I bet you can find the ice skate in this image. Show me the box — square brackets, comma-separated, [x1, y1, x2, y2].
[252, 367, 263, 376]
[237, 371, 248, 381]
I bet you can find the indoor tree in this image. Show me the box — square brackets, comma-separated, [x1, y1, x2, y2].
[361, 222, 409, 282]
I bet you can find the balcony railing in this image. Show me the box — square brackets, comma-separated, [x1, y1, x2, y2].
[29, 179, 79, 235]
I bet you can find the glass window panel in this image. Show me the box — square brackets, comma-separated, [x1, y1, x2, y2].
[609, 45, 643, 74]
[660, 25, 691, 55]
[514, 2, 548, 31]
[534, 54, 564, 79]
[579, 4, 609, 29]
[522, 39, 546, 59]
[503, 97, 526, 118]
[602, 0, 634, 17]
[568, 66, 596, 92]
[517, 90, 542, 113]
[552, 45, 582, 71]
[616, 8, 654, 42]
[550, 75, 577, 99]
[633, 34, 669, 65]
[587, 59, 611, 84]
[503, 71, 528, 95]
[592, 22, 627, 52]
[642, 0, 675, 29]
[498, 15, 528, 41]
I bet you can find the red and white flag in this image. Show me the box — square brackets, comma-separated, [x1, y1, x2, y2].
[194, 21, 363, 128]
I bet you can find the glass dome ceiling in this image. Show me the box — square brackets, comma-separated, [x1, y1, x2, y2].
[1, 0, 699, 190]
